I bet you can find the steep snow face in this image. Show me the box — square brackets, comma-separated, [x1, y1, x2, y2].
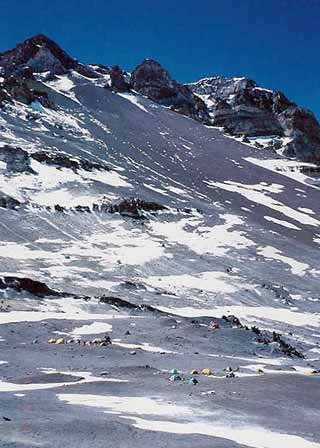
[0, 71, 319, 327]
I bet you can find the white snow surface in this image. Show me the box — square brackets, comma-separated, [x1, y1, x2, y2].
[58, 393, 320, 448]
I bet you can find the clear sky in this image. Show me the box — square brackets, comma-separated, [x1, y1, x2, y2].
[1, 0, 319, 118]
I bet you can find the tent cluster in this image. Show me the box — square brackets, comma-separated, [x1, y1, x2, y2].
[169, 367, 216, 384]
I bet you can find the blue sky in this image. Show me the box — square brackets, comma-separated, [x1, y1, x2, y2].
[1, 0, 319, 118]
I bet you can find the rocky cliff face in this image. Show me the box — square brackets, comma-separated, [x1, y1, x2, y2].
[131, 59, 210, 123]
[278, 106, 320, 162]
[188, 76, 320, 161]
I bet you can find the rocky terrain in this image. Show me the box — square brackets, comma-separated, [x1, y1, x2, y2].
[188, 76, 320, 162]
[0, 35, 320, 448]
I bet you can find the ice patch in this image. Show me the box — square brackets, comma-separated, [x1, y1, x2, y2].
[145, 271, 253, 295]
[245, 157, 320, 190]
[298, 207, 315, 215]
[84, 169, 132, 188]
[58, 393, 320, 448]
[63, 222, 168, 267]
[264, 216, 301, 230]
[112, 340, 177, 354]
[0, 371, 126, 392]
[117, 93, 148, 113]
[150, 214, 254, 257]
[205, 179, 320, 227]
[165, 185, 189, 197]
[46, 74, 80, 103]
[258, 246, 309, 276]
[70, 322, 113, 336]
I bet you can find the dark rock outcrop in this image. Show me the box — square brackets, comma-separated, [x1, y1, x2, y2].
[188, 76, 320, 162]
[99, 295, 163, 314]
[74, 205, 91, 213]
[30, 151, 110, 172]
[0, 83, 11, 106]
[0, 145, 32, 172]
[272, 331, 304, 358]
[0, 146, 110, 177]
[49, 199, 195, 218]
[131, 59, 210, 123]
[0, 276, 61, 297]
[278, 107, 320, 162]
[0, 75, 54, 108]
[0, 195, 21, 210]
[108, 198, 167, 218]
[121, 280, 147, 291]
[108, 65, 131, 92]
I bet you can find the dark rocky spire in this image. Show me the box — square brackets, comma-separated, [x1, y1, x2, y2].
[131, 59, 210, 123]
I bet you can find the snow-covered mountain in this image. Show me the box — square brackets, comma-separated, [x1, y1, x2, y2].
[0, 35, 320, 448]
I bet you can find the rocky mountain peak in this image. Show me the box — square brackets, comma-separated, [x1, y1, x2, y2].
[131, 59, 175, 97]
[131, 59, 210, 123]
[0, 34, 78, 76]
[0, 34, 99, 79]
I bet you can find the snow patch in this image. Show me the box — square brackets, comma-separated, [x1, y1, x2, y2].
[264, 216, 301, 230]
[117, 93, 148, 113]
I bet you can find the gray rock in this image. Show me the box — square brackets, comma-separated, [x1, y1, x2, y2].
[188, 76, 320, 161]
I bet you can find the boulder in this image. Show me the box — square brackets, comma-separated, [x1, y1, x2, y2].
[108, 198, 167, 218]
